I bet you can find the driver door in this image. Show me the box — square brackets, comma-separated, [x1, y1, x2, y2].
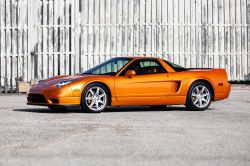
[115, 59, 173, 102]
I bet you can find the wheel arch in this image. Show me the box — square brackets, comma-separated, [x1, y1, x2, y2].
[190, 79, 215, 101]
[81, 81, 112, 106]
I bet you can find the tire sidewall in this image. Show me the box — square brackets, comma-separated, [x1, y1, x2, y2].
[80, 83, 109, 113]
[187, 81, 212, 111]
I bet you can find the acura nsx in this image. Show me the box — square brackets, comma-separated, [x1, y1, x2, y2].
[27, 57, 231, 112]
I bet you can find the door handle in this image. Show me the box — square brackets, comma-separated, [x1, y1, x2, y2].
[167, 75, 169, 77]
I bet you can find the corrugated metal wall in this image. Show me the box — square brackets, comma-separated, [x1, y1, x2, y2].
[0, 0, 250, 90]
[76, 0, 250, 81]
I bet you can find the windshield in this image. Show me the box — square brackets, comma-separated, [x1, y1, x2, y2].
[163, 60, 188, 72]
[82, 58, 132, 75]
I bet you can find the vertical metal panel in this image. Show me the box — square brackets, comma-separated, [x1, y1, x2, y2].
[122, 0, 128, 57]
[224, 0, 231, 80]
[128, 0, 133, 57]
[31, 0, 36, 78]
[235, 0, 241, 81]
[133, 0, 139, 56]
[161, 0, 167, 60]
[99, 0, 105, 64]
[23, 0, 28, 82]
[37, 0, 42, 78]
[65, 0, 70, 75]
[94, 0, 99, 66]
[11, 0, 17, 90]
[179, 0, 184, 67]
[59, 0, 65, 75]
[117, 0, 122, 58]
[139, 0, 145, 57]
[17, 0, 23, 79]
[230, 0, 236, 80]
[247, 0, 250, 80]
[145, 0, 151, 57]
[74, 0, 79, 73]
[201, 0, 207, 68]
[27, 0, 32, 81]
[190, 0, 196, 68]
[218, 0, 225, 70]
[48, 0, 53, 77]
[241, 0, 247, 81]
[105, 0, 111, 60]
[0, 0, 5, 86]
[185, 0, 190, 67]
[213, 0, 219, 69]
[156, 0, 162, 59]
[80, 0, 88, 72]
[71, 0, 75, 75]
[42, 0, 47, 78]
[196, 0, 202, 68]
[173, 0, 178, 64]
[53, 0, 58, 76]
[207, 0, 213, 68]
[110, 0, 116, 58]
[168, 0, 173, 62]
[6, 0, 11, 85]
[151, 0, 156, 57]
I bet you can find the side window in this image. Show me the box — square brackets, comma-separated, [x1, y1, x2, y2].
[140, 61, 159, 67]
[92, 59, 130, 75]
[120, 59, 167, 76]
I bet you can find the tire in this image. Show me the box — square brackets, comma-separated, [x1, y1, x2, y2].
[149, 105, 166, 109]
[185, 81, 212, 111]
[48, 106, 67, 111]
[80, 83, 109, 113]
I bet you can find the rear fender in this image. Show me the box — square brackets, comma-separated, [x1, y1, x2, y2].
[188, 69, 229, 94]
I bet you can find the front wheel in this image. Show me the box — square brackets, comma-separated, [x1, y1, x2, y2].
[185, 81, 212, 111]
[80, 83, 109, 113]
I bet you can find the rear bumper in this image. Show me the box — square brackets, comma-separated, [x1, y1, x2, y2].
[226, 82, 231, 92]
[214, 91, 230, 101]
[214, 81, 231, 101]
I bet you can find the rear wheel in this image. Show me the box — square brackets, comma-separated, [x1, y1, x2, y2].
[185, 81, 212, 111]
[149, 105, 166, 109]
[48, 106, 67, 111]
[80, 83, 109, 113]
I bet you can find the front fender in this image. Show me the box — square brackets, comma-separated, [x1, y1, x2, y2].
[68, 76, 115, 98]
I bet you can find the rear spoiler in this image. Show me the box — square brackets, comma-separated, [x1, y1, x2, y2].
[187, 68, 214, 71]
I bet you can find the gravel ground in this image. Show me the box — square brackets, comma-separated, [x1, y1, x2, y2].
[0, 90, 250, 166]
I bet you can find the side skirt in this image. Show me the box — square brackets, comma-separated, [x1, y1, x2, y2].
[111, 96, 186, 106]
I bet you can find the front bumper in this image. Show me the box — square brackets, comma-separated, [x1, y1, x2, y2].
[27, 102, 80, 108]
[27, 84, 81, 107]
[27, 94, 81, 107]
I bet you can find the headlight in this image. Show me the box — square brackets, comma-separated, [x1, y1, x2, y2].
[36, 79, 46, 85]
[56, 80, 76, 88]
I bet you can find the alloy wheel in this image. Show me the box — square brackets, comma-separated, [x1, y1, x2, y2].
[191, 85, 210, 108]
[85, 86, 107, 111]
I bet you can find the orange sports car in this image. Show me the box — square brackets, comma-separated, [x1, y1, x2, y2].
[27, 57, 231, 113]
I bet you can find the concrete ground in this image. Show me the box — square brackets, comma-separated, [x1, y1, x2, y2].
[0, 90, 250, 166]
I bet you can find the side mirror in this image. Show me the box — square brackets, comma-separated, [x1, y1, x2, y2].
[124, 70, 136, 78]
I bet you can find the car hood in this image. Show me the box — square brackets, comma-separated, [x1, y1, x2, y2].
[33, 74, 98, 88]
